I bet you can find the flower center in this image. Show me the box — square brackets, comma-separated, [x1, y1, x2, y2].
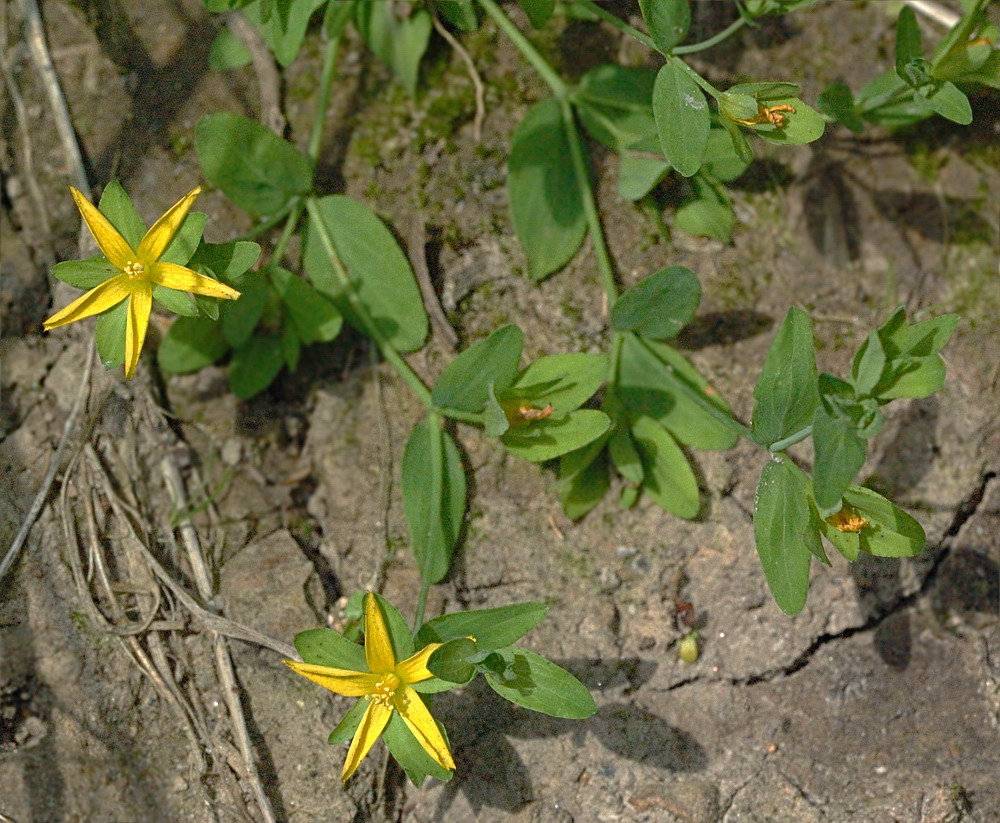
[371, 672, 401, 708]
[124, 261, 146, 279]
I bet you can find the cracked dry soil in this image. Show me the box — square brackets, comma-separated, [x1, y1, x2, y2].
[2, 1, 999, 822]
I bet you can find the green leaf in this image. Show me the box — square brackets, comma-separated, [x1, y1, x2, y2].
[159, 212, 206, 266]
[509, 353, 608, 414]
[639, 0, 690, 52]
[508, 98, 587, 280]
[281, 315, 301, 370]
[515, 0, 554, 28]
[915, 81, 973, 124]
[401, 418, 466, 584]
[432, 324, 523, 414]
[900, 313, 959, 357]
[702, 126, 751, 182]
[673, 183, 735, 243]
[812, 405, 866, 517]
[874, 356, 946, 400]
[752, 456, 818, 615]
[617, 335, 737, 450]
[417, 602, 549, 649]
[294, 627, 367, 671]
[611, 265, 701, 339]
[752, 97, 826, 145]
[383, 707, 453, 786]
[327, 699, 368, 746]
[196, 112, 312, 216]
[653, 61, 709, 177]
[221, 271, 268, 347]
[483, 647, 596, 719]
[242, 0, 327, 67]
[95, 299, 128, 369]
[483, 382, 510, 437]
[750, 307, 819, 448]
[228, 335, 284, 398]
[304, 195, 428, 352]
[354, 2, 432, 95]
[818, 82, 865, 133]
[98, 181, 145, 248]
[850, 330, 887, 396]
[557, 436, 611, 520]
[618, 153, 671, 200]
[501, 409, 611, 462]
[51, 259, 117, 290]
[188, 240, 261, 285]
[427, 638, 478, 685]
[435, 0, 479, 32]
[208, 26, 252, 71]
[270, 266, 343, 343]
[895, 6, 924, 79]
[573, 65, 658, 152]
[608, 425, 644, 486]
[631, 415, 699, 519]
[152, 285, 198, 317]
[818, 486, 926, 559]
[158, 316, 230, 373]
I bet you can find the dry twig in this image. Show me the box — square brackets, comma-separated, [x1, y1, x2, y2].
[431, 9, 486, 141]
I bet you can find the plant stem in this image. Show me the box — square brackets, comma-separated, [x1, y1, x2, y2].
[580, 1, 655, 48]
[269, 200, 302, 265]
[412, 579, 431, 636]
[560, 98, 618, 306]
[436, 406, 485, 424]
[476, 0, 567, 97]
[674, 16, 749, 55]
[233, 209, 291, 242]
[304, 197, 434, 408]
[671, 56, 723, 101]
[308, 9, 348, 165]
[769, 426, 812, 453]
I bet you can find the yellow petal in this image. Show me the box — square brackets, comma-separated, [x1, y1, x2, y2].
[124, 281, 152, 380]
[394, 685, 455, 772]
[395, 643, 442, 685]
[151, 262, 241, 300]
[69, 187, 135, 269]
[284, 661, 379, 698]
[364, 593, 396, 675]
[43, 274, 131, 330]
[342, 699, 392, 782]
[136, 186, 201, 263]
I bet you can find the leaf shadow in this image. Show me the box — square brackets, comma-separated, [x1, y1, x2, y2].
[430, 657, 707, 817]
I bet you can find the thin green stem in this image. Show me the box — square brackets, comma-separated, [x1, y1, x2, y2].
[304, 197, 434, 408]
[674, 16, 749, 55]
[436, 406, 485, 424]
[269, 200, 303, 265]
[769, 426, 812, 453]
[560, 98, 618, 306]
[477, 0, 567, 97]
[637, 337, 752, 440]
[412, 579, 431, 637]
[233, 209, 291, 242]
[580, 1, 655, 49]
[308, 10, 348, 165]
[671, 56, 723, 101]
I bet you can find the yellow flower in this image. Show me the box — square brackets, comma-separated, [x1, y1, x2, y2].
[43, 186, 241, 379]
[285, 594, 455, 782]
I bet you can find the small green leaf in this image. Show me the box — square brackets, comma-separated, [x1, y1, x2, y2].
[653, 61, 709, 177]
[51, 259, 117, 290]
[753, 456, 818, 615]
[638, 0, 691, 52]
[327, 699, 368, 746]
[515, 0, 554, 28]
[417, 602, 549, 649]
[818, 82, 864, 133]
[370, 593, 414, 663]
[608, 426, 644, 486]
[850, 330, 887, 396]
[558, 443, 610, 520]
[243, 0, 327, 67]
[752, 97, 826, 145]
[673, 184, 735, 243]
[208, 26, 252, 71]
[304, 195, 428, 352]
[282, 318, 301, 370]
[483, 383, 510, 438]
[432, 325, 523, 414]
[196, 112, 312, 216]
[354, 2, 432, 95]
[509, 353, 608, 414]
[188, 240, 261, 285]
[484, 647, 596, 719]
[152, 286, 198, 316]
[509, 98, 587, 280]
[915, 81, 973, 124]
[294, 627, 367, 671]
[750, 307, 819, 448]
[895, 6, 924, 78]
[631, 415, 699, 519]
[702, 126, 751, 182]
[270, 266, 342, 343]
[436, 0, 479, 32]
[383, 708, 453, 786]
[573, 64, 658, 152]
[819, 486, 926, 558]
[611, 265, 701, 339]
[95, 299, 128, 369]
[229, 335, 284, 398]
[427, 638, 478, 685]
[221, 272, 268, 347]
[98, 181, 145, 248]
[875, 356, 946, 400]
[401, 418, 466, 584]
[501, 409, 611, 462]
[159, 212, 206, 266]
[618, 153, 671, 200]
[812, 407, 866, 517]
[158, 316, 230, 373]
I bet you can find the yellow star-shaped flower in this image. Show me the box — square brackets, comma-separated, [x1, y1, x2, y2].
[285, 594, 455, 781]
[43, 186, 241, 379]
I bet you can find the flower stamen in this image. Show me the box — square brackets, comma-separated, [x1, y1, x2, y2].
[372, 673, 400, 707]
[124, 261, 146, 279]
[732, 102, 796, 128]
[826, 508, 867, 533]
